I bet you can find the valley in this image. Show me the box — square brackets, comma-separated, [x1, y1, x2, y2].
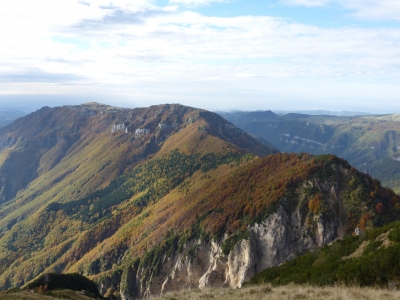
[220, 111, 400, 193]
[0, 110, 27, 129]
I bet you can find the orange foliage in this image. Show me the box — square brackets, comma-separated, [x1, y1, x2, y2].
[308, 193, 323, 215]
[358, 212, 373, 230]
[173, 152, 325, 236]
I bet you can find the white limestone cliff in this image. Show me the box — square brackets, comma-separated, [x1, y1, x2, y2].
[135, 128, 151, 138]
[118, 199, 340, 299]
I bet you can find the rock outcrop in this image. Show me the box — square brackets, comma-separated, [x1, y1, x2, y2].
[135, 128, 151, 138]
[111, 178, 343, 299]
[111, 123, 127, 133]
[88, 152, 397, 300]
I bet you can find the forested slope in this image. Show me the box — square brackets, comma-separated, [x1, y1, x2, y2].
[0, 103, 275, 294]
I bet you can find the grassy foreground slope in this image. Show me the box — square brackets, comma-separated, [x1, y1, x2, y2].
[3, 285, 399, 300]
[151, 285, 400, 300]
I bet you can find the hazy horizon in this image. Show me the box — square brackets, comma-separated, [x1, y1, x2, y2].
[0, 95, 397, 116]
[1, 0, 400, 113]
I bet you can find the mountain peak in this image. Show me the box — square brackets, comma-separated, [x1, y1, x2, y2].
[0, 103, 276, 206]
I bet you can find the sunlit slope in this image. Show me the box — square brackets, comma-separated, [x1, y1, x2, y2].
[3, 151, 396, 292]
[0, 103, 275, 224]
[0, 103, 276, 290]
[1, 148, 398, 294]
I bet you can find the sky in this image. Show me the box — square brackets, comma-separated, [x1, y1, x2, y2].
[0, 0, 400, 113]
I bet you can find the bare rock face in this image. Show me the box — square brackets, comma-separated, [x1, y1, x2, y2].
[111, 124, 126, 133]
[135, 128, 151, 138]
[118, 195, 340, 299]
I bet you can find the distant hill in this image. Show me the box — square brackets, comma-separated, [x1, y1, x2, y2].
[217, 110, 372, 117]
[273, 110, 372, 116]
[0, 110, 27, 128]
[219, 111, 400, 193]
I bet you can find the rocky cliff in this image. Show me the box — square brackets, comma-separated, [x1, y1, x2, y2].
[117, 201, 339, 300]
[93, 157, 398, 299]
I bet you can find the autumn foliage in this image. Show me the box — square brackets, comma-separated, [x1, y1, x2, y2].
[308, 194, 323, 215]
[172, 152, 328, 237]
[375, 203, 385, 214]
[358, 213, 373, 230]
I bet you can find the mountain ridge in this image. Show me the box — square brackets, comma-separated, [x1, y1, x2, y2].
[0, 102, 276, 293]
[219, 110, 400, 193]
[0, 103, 275, 205]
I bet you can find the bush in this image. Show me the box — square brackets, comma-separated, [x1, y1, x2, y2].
[221, 231, 249, 255]
[27, 273, 102, 298]
[388, 225, 400, 242]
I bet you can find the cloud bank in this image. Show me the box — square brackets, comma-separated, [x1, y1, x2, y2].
[283, 0, 400, 20]
[0, 0, 400, 111]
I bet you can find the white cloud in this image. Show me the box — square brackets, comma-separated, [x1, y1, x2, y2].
[1, 0, 400, 111]
[282, 0, 330, 7]
[343, 0, 400, 21]
[282, 0, 400, 21]
[169, 0, 227, 7]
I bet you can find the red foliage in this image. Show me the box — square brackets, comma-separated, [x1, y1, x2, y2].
[375, 203, 385, 214]
[177, 153, 332, 236]
[391, 196, 399, 206]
